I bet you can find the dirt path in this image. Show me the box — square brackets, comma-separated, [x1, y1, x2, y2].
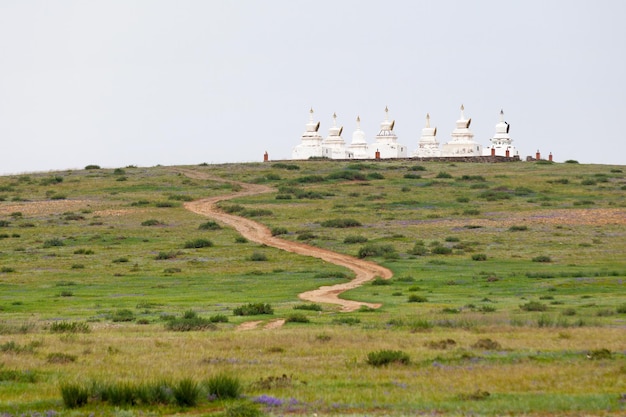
[175, 168, 393, 312]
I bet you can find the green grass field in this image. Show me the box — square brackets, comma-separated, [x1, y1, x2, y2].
[0, 160, 624, 416]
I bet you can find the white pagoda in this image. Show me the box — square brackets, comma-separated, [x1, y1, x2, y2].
[483, 109, 519, 158]
[348, 116, 370, 159]
[292, 108, 324, 159]
[412, 113, 440, 157]
[321, 113, 351, 159]
[371, 106, 407, 159]
[441, 105, 482, 157]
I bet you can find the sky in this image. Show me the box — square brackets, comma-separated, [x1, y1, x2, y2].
[1, 0, 625, 175]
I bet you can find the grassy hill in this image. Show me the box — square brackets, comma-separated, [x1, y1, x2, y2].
[0, 160, 625, 416]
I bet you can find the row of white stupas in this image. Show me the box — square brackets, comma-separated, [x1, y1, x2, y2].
[292, 105, 520, 160]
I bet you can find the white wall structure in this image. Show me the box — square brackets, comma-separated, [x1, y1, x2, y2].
[348, 116, 370, 159]
[371, 106, 408, 159]
[412, 113, 441, 157]
[321, 113, 352, 159]
[441, 105, 483, 157]
[292, 108, 324, 160]
[482, 109, 519, 157]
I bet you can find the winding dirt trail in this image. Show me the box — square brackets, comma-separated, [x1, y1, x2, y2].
[176, 168, 393, 312]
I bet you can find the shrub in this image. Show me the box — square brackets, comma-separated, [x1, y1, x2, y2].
[155, 251, 179, 260]
[47, 352, 77, 364]
[366, 350, 410, 367]
[532, 255, 552, 263]
[367, 172, 384, 180]
[209, 314, 229, 323]
[616, 304, 626, 314]
[110, 309, 135, 322]
[332, 317, 361, 325]
[408, 294, 428, 303]
[168, 194, 194, 201]
[431, 246, 452, 255]
[184, 238, 213, 249]
[74, 248, 95, 255]
[587, 348, 612, 360]
[409, 165, 427, 171]
[472, 338, 502, 350]
[141, 219, 163, 226]
[297, 231, 317, 240]
[409, 242, 428, 256]
[60, 383, 89, 408]
[463, 209, 480, 215]
[205, 373, 242, 399]
[520, 301, 548, 312]
[291, 304, 322, 314]
[327, 170, 366, 181]
[286, 313, 310, 323]
[155, 201, 177, 208]
[172, 378, 200, 407]
[0, 220, 10, 227]
[344, 235, 368, 244]
[241, 209, 273, 217]
[436, 171, 453, 179]
[321, 218, 362, 228]
[404, 173, 422, 179]
[275, 194, 292, 200]
[371, 277, 391, 286]
[166, 315, 216, 331]
[233, 303, 273, 316]
[43, 238, 64, 248]
[248, 252, 268, 262]
[509, 225, 528, 231]
[358, 243, 396, 259]
[112, 257, 129, 263]
[199, 221, 222, 230]
[472, 254, 487, 261]
[270, 227, 288, 236]
[564, 159, 579, 164]
[84, 164, 101, 170]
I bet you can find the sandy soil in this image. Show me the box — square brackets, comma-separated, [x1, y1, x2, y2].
[175, 168, 394, 313]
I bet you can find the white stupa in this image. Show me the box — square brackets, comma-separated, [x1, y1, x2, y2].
[372, 106, 407, 158]
[441, 105, 483, 157]
[321, 113, 351, 159]
[412, 113, 441, 157]
[348, 116, 370, 159]
[483, 109, 519, 158]
[292, 108, 324, 159]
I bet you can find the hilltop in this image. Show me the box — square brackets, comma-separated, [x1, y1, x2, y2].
[0, 160, 625, 416]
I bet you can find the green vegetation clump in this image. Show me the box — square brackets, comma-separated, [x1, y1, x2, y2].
[43, 238, 64, 248]
[84, 164, 101, 170]
[520, 301, 548, 312]
[50, 321, 90, 333]
[205, 373, 243, 399]
[271, 227, 288, 236]
[472, 253, 487, 261]
[184, 238, 213, 249]
[199, 221, 222, 230]
[233, 303, 273, 316]
[141, 219, 164, 226]
[320, 218, 362, 228]
[286, 313, 310, 323]
[358, 243, 396, 259]
[366, 350, 410, 367]
[248, 252, 268, 261]
[293, 303, 322, 311]
[532, 255, 552, 263]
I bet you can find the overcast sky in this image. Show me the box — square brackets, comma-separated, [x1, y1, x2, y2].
[1, 1, 625, 174]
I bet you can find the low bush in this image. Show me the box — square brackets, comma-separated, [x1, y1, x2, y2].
[271, 227, 288, 236]
[43, 238, 64, 248]
[409, 165, 427, 171]
[472, 338, 502, 350]
[209, 314, 229, 323]
[248, 252, 268, 262]
[431, 246, 452, 255]
[436, 171, 453, 179]
[293, 303, 322, 311]
[205, 373, 242, 399]
[168, 194, 194, 202]
[172, 378, 201, 406]
[74, 248, 95, 255]
[532, 255, 552, 263]
[242, 209, 273, 217]
[371, 277, 391, 286]
[472, 253, 487, 261]
[166, 312, 216, 331]
[47, 352, 77, 364]
[50, 321, 90, 333]
[404, 173, 422, 179]
[520, 301, 548, 312]
[408, 294, 428, 303]
[109, 309, 135, 322]
[366, 350, 410, 367]
[344, 235, 368, 244]
[509, 225, 528, 231]
[85, 164, 100, 170]
[286, 313, 310, 323]
[233, 303, 273, 316]
[332, 317, 361, 325]
[321, 218, 362, 228]
[155, 251, 179, 260]
[297, 231, 317, 240]
[184, 238, 213, 249]
[199, 221, 221, 230]
[60, 383, 89, 408]
[358, 243, 396, 259]
[141, 219, 164, 226]
[0, 368, 37, 383]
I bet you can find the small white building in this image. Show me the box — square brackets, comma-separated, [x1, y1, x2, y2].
[483, 109, 519, 158]
[292, 108, 324, 160]
[348, 116, 370, 159]
[441, 105, 483, 157]
[321, 113, 352, 159]
[412, 113, 441, 157]
[371, 106, 407, 159]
